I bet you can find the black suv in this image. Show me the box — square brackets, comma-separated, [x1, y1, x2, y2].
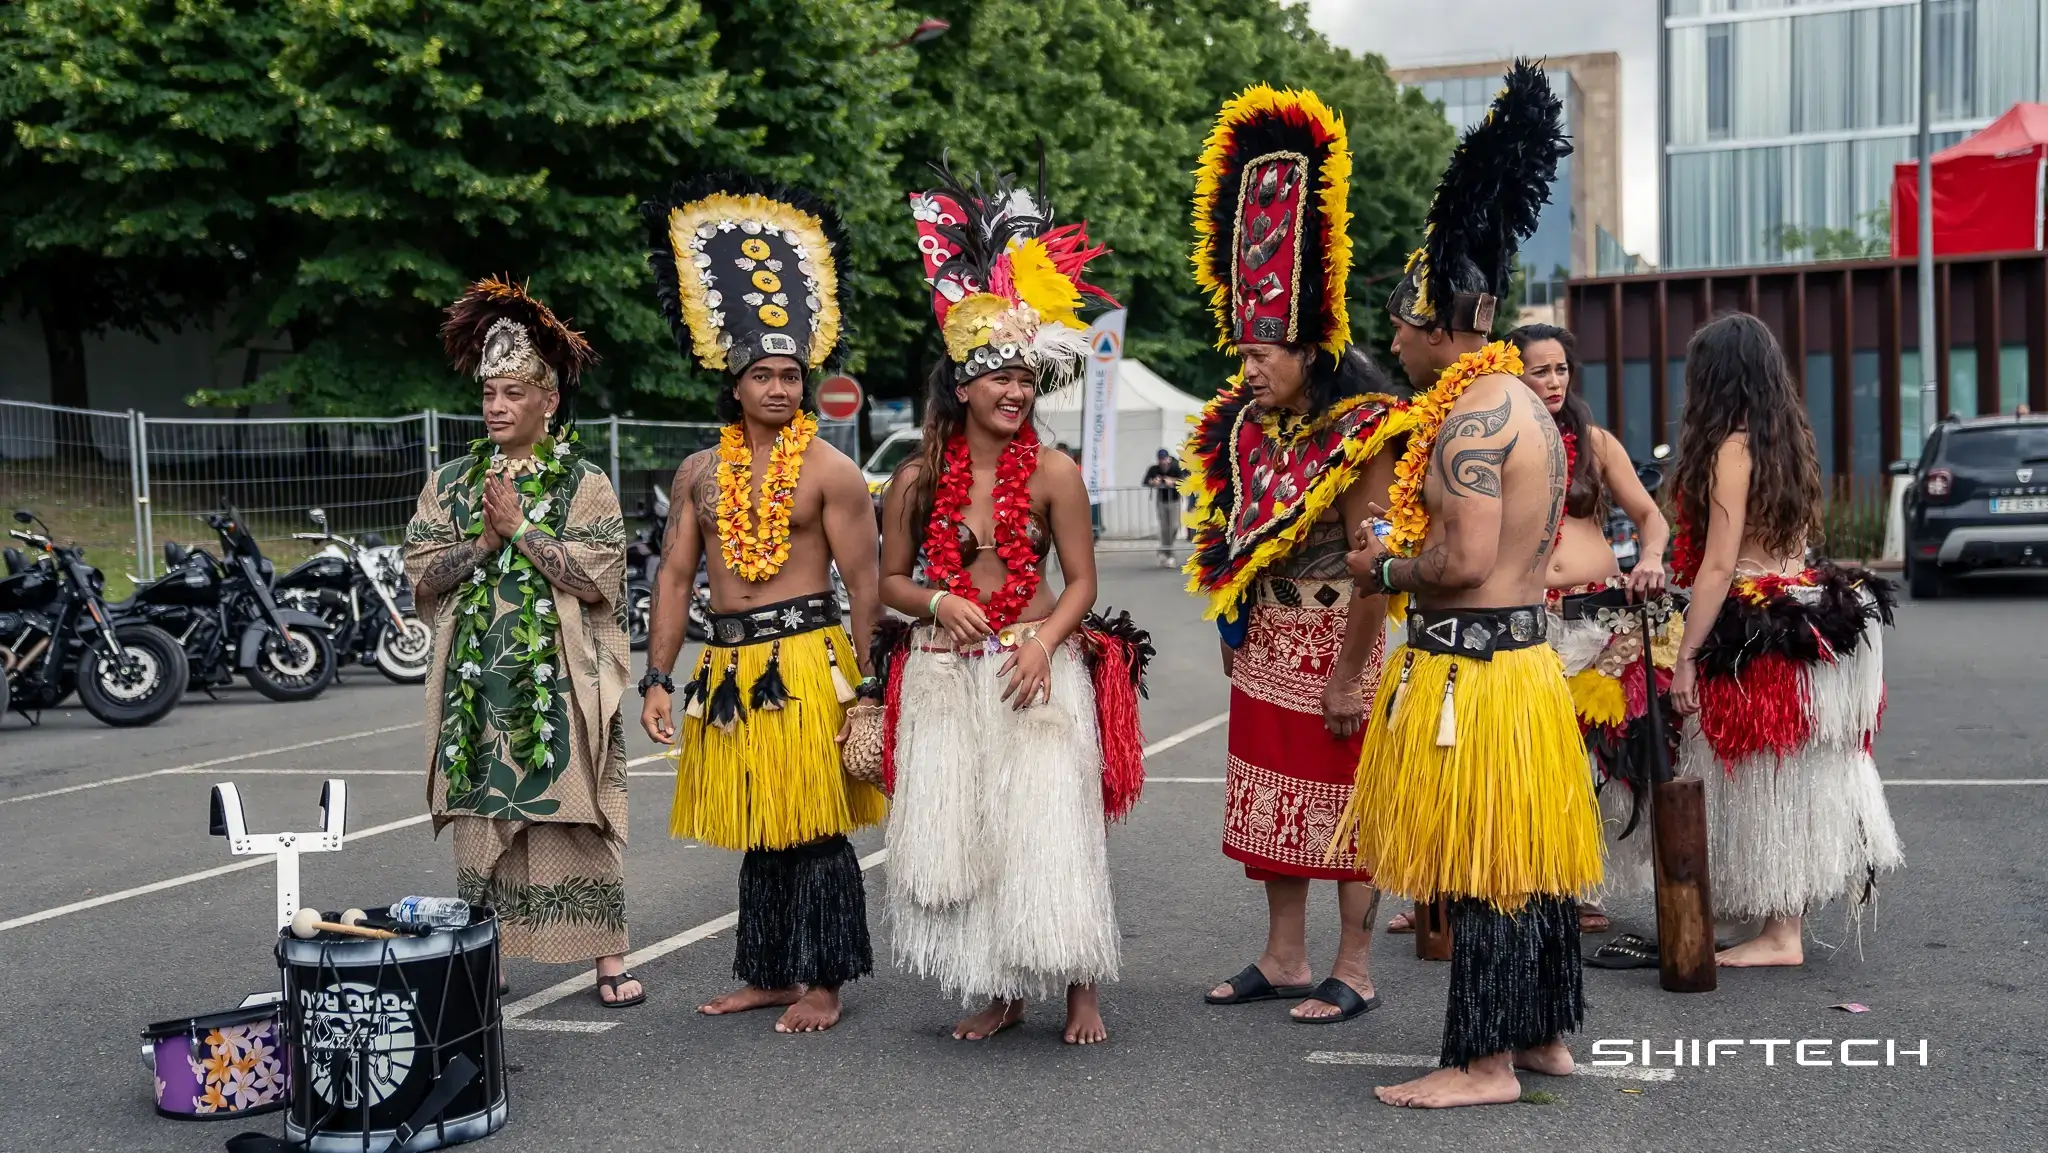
[1894, 414, 2048, 598]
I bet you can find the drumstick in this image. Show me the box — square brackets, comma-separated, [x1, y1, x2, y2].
[290, 907, 399, 940]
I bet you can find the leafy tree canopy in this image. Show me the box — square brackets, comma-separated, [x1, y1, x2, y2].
[2, 0, 1453, 417]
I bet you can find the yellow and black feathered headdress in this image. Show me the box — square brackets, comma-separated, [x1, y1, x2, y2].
[441, 276, 597, 392]
[1191, 86, 1352, 356]
[641, 175, 846, 376]
[1388, 60, 1570, 334]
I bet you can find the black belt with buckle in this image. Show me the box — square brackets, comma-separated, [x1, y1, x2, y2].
[1557, 587, 1690, 622]
[1407, 605, 1548, 660]
[706, 593, 838, 647]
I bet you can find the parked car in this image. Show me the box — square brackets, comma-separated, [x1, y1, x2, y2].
[861, 428, 922, 512]
[1893, 413, 2048, 598]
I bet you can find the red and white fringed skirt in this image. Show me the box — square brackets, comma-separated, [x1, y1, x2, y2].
[1677, 565, 1903, 921]
[1223, 579, 1381, 882]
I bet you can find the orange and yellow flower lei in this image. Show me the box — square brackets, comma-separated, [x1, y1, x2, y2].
[716, 412, 817, 582]
[1383, 341, 1524, 558]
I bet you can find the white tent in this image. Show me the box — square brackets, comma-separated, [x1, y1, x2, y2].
[1036, 357, 1208, 488]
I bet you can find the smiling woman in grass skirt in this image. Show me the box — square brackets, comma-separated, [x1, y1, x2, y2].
[866, 159, 1149, 1045]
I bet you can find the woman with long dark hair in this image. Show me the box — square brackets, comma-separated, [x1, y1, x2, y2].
[865, 161, 1147, 1045]
[1512, 322, 1672, 935]
[1668, 312, 1900, 968]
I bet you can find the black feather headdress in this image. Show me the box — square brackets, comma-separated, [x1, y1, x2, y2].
[1388, 59, 1571, 333]
[640, 173, 848, 377]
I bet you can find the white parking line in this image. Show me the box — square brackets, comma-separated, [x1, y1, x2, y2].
[502, 712, 1229, 1028]
[1305, 1050, 1676, 1082]
[0, 812, 433, 933]
[0, 723, 424, 807]
[0, 713, 1226, 944]
[1883, 778, 2048, 785]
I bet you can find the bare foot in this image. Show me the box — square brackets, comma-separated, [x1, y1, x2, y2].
[775, 985, 842, 1033]
[1386, 910, 1415, 933]
[954, 998, 1024, 1041]
[1290, 976, 1375, 1021]
[1207, 956, 1310, 1001]
[699, 984, 800, 1016]
[1374, 1058, 1522, 1109]
[1513, 1039, 1576, 1076]
[1579, 906, 1611, 934]
[1717, 935, 1804, 967]
[1064, 985, 1107, 1045]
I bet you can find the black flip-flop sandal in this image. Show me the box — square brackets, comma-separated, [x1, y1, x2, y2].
[1291, 976, 1380, 1024]
[1585, 933, 1659, 969]
[1205, 963, 1315, 1005]
[597, 972, 646, 1008]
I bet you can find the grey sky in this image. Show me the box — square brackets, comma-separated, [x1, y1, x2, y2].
[1304, 0, 1663, 263]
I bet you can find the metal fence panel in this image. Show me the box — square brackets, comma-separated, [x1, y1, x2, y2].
[0, 399, 143, 578]
[143, 415, 431, 574]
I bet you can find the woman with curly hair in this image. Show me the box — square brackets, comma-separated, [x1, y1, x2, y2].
[1667, 312, 1901, 968]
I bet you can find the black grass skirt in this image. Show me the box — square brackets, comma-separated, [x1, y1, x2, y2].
[1441, 896, 1585, 1068]
[734, 834, 874, 988]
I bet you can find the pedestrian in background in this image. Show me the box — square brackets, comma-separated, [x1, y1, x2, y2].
[1143, 447, 1185, 567]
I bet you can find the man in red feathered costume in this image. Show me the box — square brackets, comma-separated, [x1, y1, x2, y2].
[1182, 86, 1413, 1027]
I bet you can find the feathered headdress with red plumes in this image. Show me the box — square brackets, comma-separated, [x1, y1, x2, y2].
[1192, 85, 1353, 356]
[440, 276, 597, 392]
[909, 151, 1117, 392]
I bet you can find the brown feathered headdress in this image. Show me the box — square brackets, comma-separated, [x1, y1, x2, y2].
[440, 276, 598, 391]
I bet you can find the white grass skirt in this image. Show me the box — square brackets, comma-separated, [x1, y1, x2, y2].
[1594, 770, 1656, 903]
[1677, 611, 1902, 920]
[886, 635, 1120, 1002]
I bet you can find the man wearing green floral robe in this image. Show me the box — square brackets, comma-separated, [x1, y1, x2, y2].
[406, 443, 632, 964]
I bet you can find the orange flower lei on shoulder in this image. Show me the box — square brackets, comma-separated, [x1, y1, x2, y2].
[716, 411, 817, 582]
[1383, 341, 1524, 557]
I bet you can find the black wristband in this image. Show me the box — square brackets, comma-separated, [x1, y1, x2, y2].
[637, 668, 674, 697]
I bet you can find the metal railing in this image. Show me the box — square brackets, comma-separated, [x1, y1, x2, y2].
[0, 400, 719, 582]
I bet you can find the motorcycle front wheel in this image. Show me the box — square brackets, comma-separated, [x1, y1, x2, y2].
[374, 615, 434, 684]
[77, 625, 189, 727]
[246, 625, 336, 702]
[627, 586, 652, 652]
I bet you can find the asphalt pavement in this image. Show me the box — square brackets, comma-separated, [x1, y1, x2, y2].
[2, 555, 2044, 1153]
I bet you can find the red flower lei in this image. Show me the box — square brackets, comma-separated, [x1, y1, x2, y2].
[923, 424, 1044, 632]
[1554, 429, 1578, 551]
[1670, 497, 1703, 586]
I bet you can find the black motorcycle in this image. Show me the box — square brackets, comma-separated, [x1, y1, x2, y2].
[118, 509, 338, 702]
[3, 510, 188, 727]
[277, 507, 432, 683]
[626, 487, 714, 647]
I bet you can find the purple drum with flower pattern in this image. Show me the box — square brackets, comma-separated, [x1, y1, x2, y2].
[143, 1002, 290, 1120]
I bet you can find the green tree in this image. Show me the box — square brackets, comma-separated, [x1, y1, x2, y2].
[0, 0, 285, 408]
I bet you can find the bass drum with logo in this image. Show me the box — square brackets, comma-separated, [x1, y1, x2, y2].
[274, 913, 506, 1152]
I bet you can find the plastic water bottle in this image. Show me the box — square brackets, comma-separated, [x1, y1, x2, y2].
[387, 896, 470, 929]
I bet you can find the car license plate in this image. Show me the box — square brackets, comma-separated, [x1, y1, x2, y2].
[1611, 539, 1638, 560]
[1990, 497, 2048, 514]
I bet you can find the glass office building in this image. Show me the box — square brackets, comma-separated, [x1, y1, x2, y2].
[1411, 72, 1578, 307]
[1664, 0, 2048, 271]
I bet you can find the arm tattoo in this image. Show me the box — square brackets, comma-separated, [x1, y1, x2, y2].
[413, 539, 486, 597]
[1530, 419, 1569, 572]
[687, 451, 720, 539]
[520, 530, 603, 601]
[1389, 542, 1452, 593]
[1441, 395, 1512, 441]
[1441, 433, 1517, 499]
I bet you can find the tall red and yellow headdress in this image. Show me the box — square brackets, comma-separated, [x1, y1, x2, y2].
[1191, 86, 1352, 356]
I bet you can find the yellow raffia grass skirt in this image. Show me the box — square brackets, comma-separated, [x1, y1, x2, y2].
[669, 626, 887, 852]
[1331, 644, 1603, 911]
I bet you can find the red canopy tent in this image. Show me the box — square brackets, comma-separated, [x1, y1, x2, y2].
[1892, 103, 2048, 258]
